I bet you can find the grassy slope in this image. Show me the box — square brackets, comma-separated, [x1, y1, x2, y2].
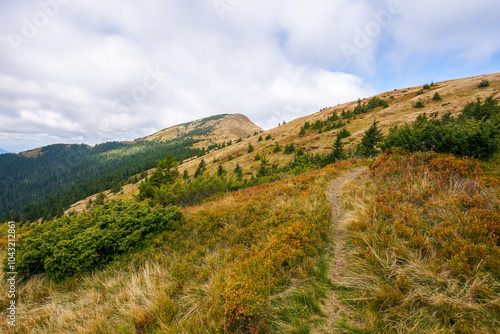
[336, 150, 500, 333]
[0, 160, 364, 333]
[66, 73, 500, 215]
[2, 73, 499, 333]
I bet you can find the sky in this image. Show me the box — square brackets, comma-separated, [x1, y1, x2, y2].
[0, 0, 499, 153]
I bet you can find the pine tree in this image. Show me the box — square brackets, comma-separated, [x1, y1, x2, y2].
[284, 143, 295, 154]
[217, 164, 226, 176]
[234, 164, 243, 179]
[94, 192, 106, 206]
[432, 92, 442, 101]
[298, 127, 306, 137]
[194, 159, 207, 178]
[356, 121, 383, 157]
[332, 134, 345, 161]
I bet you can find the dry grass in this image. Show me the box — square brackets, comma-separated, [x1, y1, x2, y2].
[0, 259, 181, 334]
[1, 160, 365, 333]
[336, 150, 500, 333]
[66, 73, 500, 214]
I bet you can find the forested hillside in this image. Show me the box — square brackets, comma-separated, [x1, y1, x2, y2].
[0, 114, 263, 223]
[0, 140, 201, 222]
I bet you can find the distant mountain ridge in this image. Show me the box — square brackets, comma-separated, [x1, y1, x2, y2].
[1, 114, 263, 221]
[0, 148, 9, 154]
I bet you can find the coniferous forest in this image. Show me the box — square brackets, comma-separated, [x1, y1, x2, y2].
[0, 139, 202, 222]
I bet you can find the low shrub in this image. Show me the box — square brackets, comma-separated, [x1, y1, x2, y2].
[11, 201, 181, 282]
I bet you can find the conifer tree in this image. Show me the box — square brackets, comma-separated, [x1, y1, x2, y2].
[194, 159, 207, 177]
[356, 121, 383, 157]
[234, 164, 243, 179]
[332, 134, 346, 161]
[217, 163, 226, 176]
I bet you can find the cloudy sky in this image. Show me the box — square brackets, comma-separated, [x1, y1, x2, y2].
[1, 0, 499, 153]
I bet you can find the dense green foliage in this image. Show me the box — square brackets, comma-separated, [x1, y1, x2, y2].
[298, 97, 389, 137]
[356, 121, 384, 157]
[0, 139, 202, 222]
[383, 97, 500, 159]
[478, 79, 490, 88]
[414, 100, 425, 108]
[10, 201, 181, 282]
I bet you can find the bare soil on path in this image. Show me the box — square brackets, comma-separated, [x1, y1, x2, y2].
[315, 167, 367, 333]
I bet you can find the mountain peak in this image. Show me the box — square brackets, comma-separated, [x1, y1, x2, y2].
[144, 113, 263, 145]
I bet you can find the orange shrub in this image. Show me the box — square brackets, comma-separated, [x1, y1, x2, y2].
[347, 150, 500, 331]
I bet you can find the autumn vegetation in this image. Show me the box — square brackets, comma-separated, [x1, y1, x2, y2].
[340, 150, 500, 332]
[0, 75, 499, 333]
[0, 159, 363, 333]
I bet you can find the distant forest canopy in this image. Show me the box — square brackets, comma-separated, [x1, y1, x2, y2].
[0, 139, 202, 223]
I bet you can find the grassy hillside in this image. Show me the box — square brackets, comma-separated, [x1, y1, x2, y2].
[145, 114, 263, 149]
[67, 73, 500, 214]
[0, 160, 364, 333]
[0, 72, 499, 333]
[334, 150, 500, 333]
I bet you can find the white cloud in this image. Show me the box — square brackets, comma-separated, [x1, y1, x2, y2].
[389, 0, 500, 64]
[0, 0, 498, 152]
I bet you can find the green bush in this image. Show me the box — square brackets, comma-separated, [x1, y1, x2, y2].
[284, 143, 296, 154]
[460, 96, 500, 123]
[414, 100, 425, 108]
[432, 92, 443, 101]
[12, 202, 181, 282]
[337, 128, 351, 140]
[382, 97, 500, 160]
[352, 97, 389, 115]
[478, 80, 490, 88]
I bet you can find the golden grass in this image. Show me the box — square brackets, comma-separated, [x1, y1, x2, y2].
[66, 73, 500, 215]
[336, 150, 500, 333]
[1, 160, 364, 333]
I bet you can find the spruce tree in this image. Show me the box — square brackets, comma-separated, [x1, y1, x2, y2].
[356, 121, 383, 157]
[332, 134, 345, 161]
[234, 164, 243, 179]
[432, 92, 442, 101]
[194, 159, 207, 177]
[217, 163, 226, 176]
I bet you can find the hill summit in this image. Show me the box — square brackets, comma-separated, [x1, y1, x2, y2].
[143, 114, 263, 149]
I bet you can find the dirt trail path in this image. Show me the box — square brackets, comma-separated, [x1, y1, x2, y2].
[316, 167, 367, 333]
